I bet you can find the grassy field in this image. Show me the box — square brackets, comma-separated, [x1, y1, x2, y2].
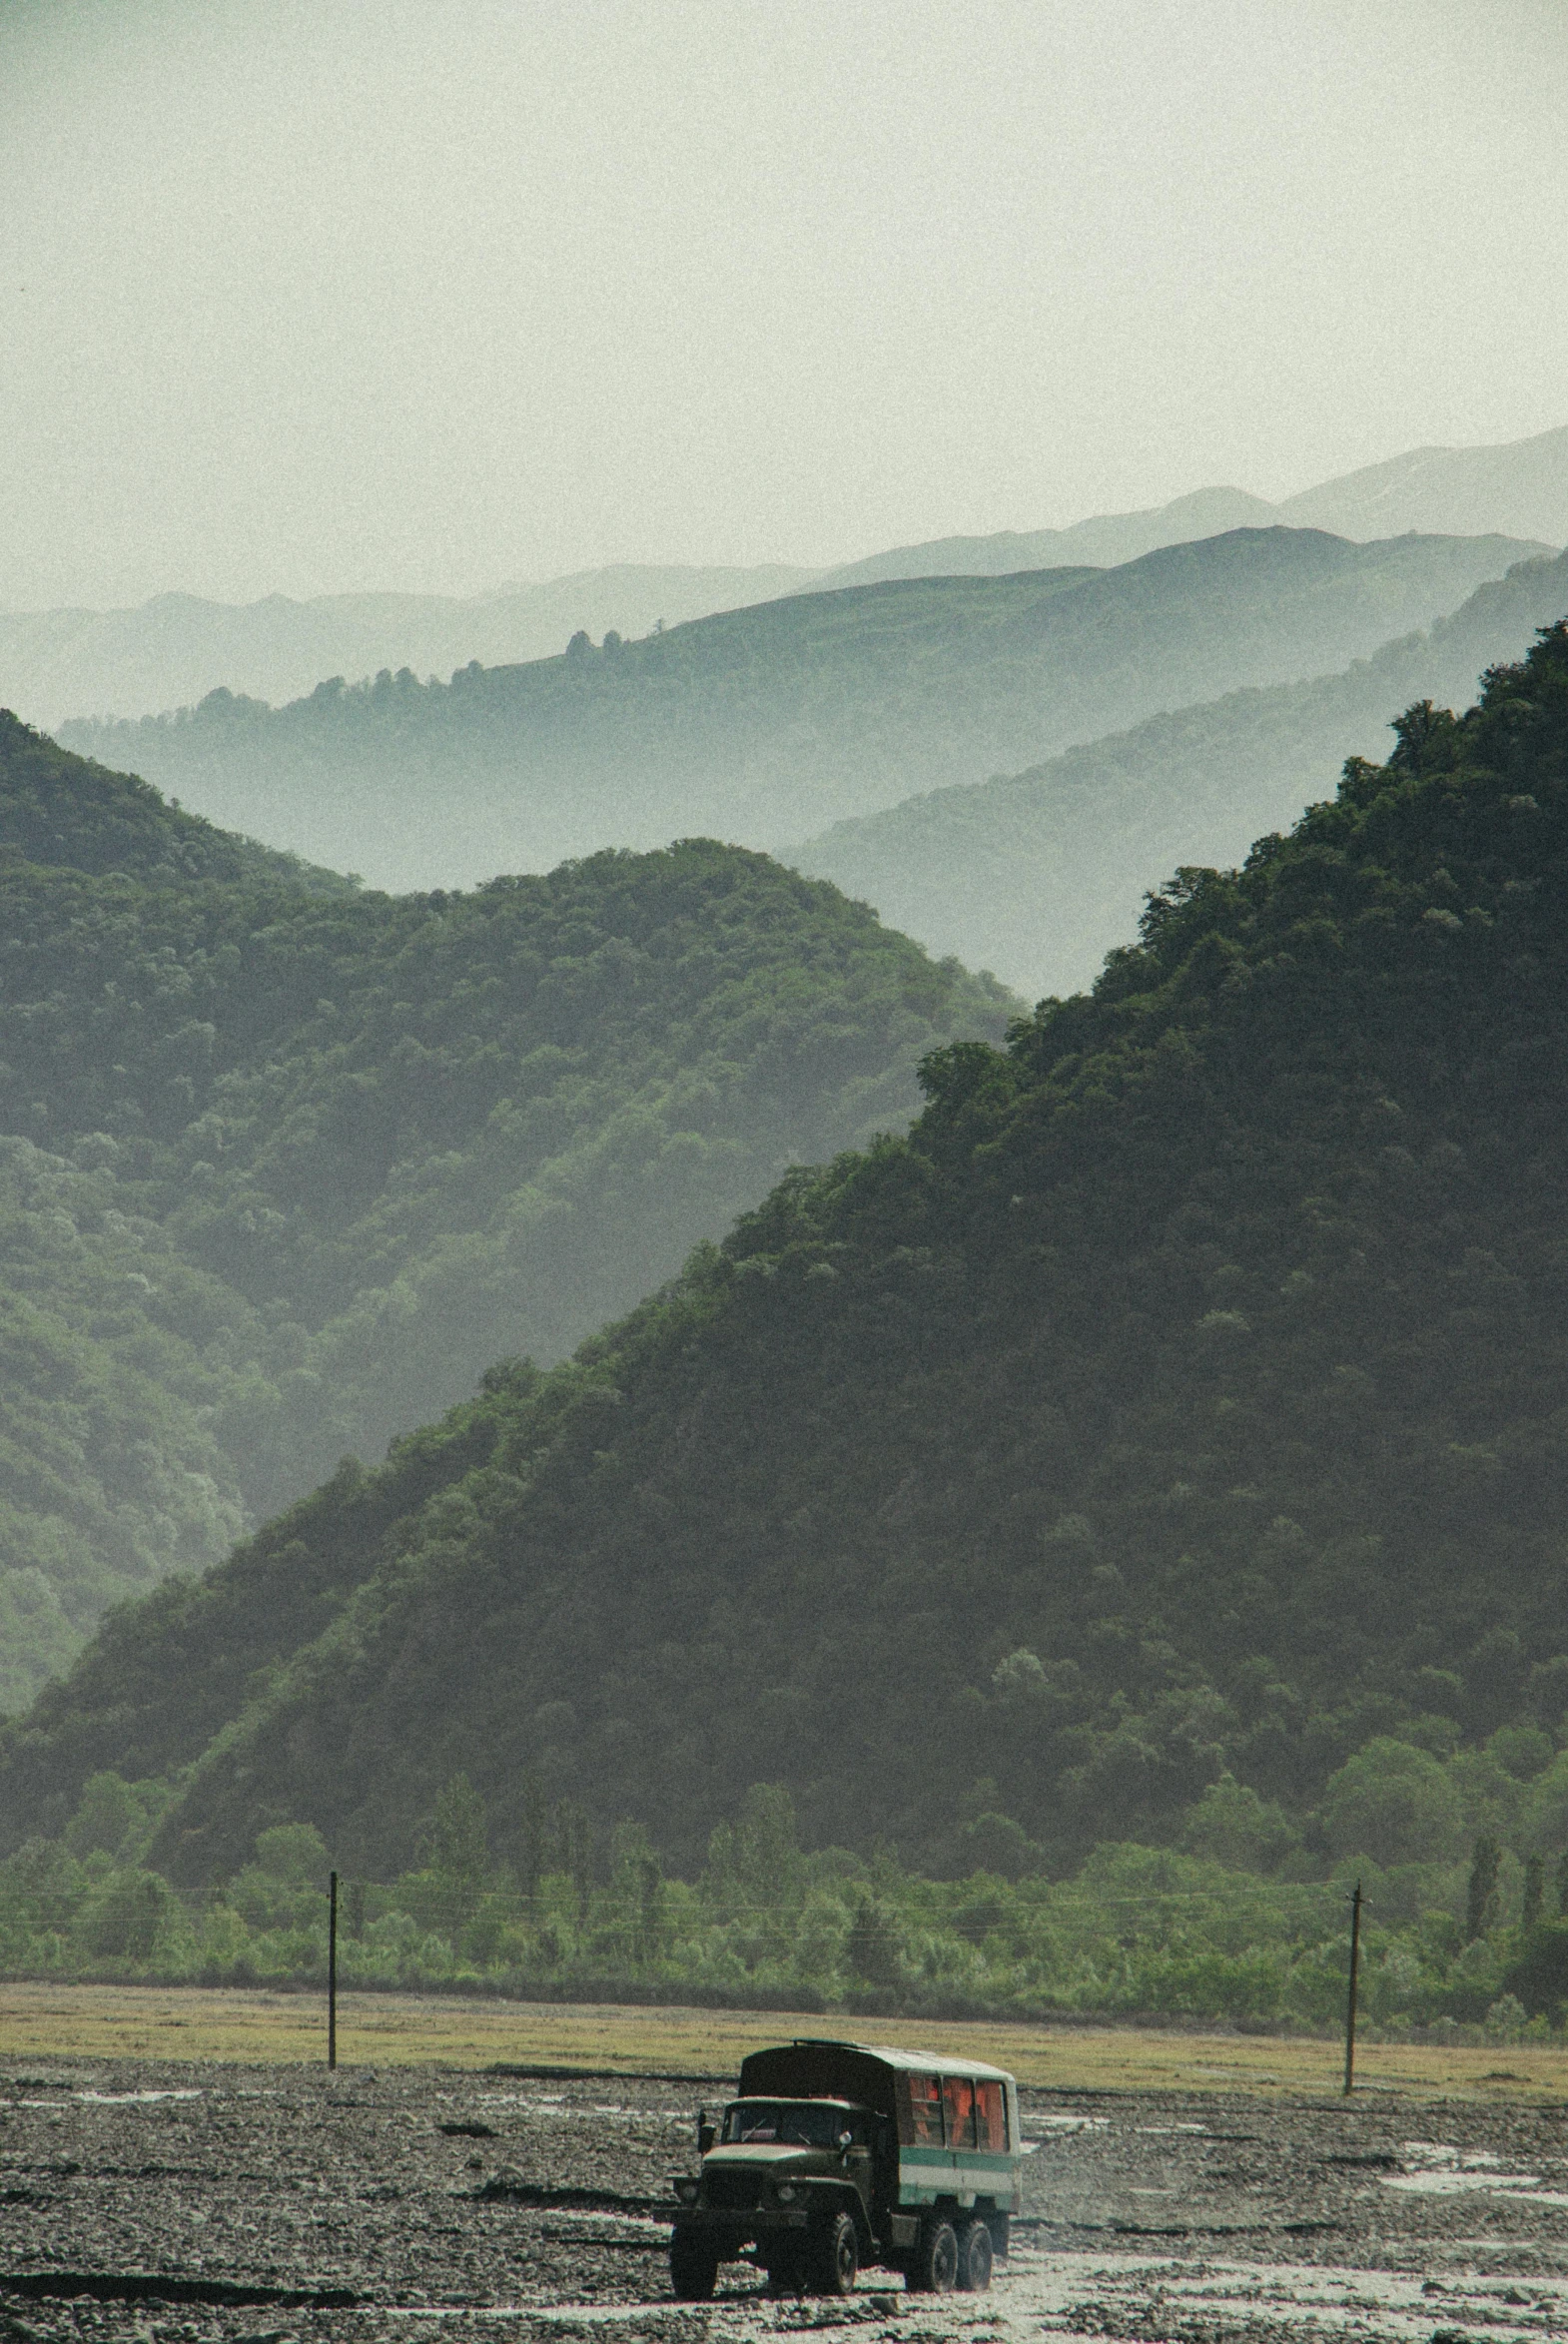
[1, 1981, 1564, 2100]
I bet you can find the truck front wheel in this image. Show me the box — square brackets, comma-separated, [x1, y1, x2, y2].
[956, 2218, 994, 2292]
[907, 2217, 958, 2292]
[669, 2231, 719, 2299]
[812, 2211, 859, 2296]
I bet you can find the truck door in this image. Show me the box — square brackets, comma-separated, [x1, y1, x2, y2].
[843, 2111, 876, 2230]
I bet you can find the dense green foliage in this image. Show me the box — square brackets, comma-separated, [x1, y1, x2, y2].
[58, 531, 1534, 892]
[0, 710, 347, 891]
[7, 1771, 1568, 2040]
[14, 627, 1568, 1918]
[0, 717, 1011, 1703]
[796, 548, 1568, 998]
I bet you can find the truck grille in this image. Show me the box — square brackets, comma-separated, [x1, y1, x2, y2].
[703, 2170, 762, 2210]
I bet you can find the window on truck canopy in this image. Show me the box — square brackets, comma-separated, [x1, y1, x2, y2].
[898, 2072, 944, 2146]
[721, 2101, 855, 2147]
[975, 2080, 1007, 2152]
[942, 2075, 975, 2148]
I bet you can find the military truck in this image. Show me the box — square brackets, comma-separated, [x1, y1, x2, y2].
[667, 2037, 1022, 2298]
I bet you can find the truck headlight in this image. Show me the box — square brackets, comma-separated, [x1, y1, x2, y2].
[775, 2183, 798, 2202]
[675, 2178, 699, 2204]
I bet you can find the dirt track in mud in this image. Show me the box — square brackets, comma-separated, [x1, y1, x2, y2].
[5, 2059, 1568, 2343]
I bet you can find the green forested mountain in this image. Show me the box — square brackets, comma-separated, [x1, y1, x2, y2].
[14, 624, 1568, 1889]
[0, 711, 348, 892]
[56, 530, 1540, 893]
[0, 716, 1011, 1707]
[795, 547, 1568, 998]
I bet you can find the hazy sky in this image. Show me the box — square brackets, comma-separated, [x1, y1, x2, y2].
[2, 0, 1566, 607]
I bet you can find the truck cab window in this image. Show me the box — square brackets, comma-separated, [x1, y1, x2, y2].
[721, 2101, 849, 2147]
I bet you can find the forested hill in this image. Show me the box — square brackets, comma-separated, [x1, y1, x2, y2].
[0, 711, 348, 892]
[12, 624, 1568, 1881]
[0, 724, 1012, 1709]
[57, 529, 1539, 892]
[794, 545, 1568, 999]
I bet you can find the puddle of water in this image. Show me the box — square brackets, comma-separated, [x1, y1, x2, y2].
[75, 2088, 203, 2105]
[536, 2210, 671, 2235]
[1006, 2249, 1557, 2340]
[474, 2092, 685, 2126]
[1403, 2142, 1503, 2166]
[1381, 2144, 1568, 2208]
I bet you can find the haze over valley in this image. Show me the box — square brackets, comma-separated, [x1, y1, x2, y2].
[56, 525, 1547, 891]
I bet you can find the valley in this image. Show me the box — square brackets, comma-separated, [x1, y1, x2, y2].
[3, 2038, 1568, 2342]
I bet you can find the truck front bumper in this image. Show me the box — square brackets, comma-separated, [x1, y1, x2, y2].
[672, 2207, 810, 2251]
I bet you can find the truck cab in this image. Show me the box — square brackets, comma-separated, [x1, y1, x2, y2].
[668, 2038, 1021, 2300]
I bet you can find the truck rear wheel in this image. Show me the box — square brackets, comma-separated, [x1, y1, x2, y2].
[907, 2216, 958, 2292]
[956, 2217, 993, 2292]
[812, 2210, 859, 2296]
[669, 2231, 719, 2299]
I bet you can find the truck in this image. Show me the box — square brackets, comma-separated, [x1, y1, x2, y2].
[667, 2036, 1022, 2299]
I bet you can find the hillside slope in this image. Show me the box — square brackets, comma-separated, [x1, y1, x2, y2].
[0, 710, 349, 893]
[57, 530, 1541, 893]
[0, 723, 1011, 1706]
[794, 549, 1568, 998]
[13, 624, 1568, 1881]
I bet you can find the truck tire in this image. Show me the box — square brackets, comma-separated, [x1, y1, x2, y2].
[907, 2216, 958, 2292]
[812, 2210, 859, 2296]
[669, 2231, 719, 2299]
[956, 2217, 994, 2292]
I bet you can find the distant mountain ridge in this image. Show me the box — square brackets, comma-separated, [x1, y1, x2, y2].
[808, 422, 1568, 592]
[9, 423, 1564, 728]
[0, 563, 814, 729]
[55, 529, 1542, 895]
[792, 547, 1568, 1000]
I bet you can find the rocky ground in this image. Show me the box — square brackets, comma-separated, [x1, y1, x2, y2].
[3, 2057, 1568, 2343]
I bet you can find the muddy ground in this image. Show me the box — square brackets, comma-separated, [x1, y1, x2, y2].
[4, 2057, 1568, 2343]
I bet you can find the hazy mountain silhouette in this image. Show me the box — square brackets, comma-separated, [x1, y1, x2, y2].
[810, 422, 1568, 593]
[792, 548, 1568, 999]
[0, 564, 814, 728]
[810, 486, 1274, 589]
[56, 530, 1541, 893]
[1275, 422, 1568, 543]
[12, 425, 1563, 731]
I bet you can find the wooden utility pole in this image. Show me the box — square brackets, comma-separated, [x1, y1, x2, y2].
[1343, 1881, 1362, 2095]
[328, 1871, 339, 2071]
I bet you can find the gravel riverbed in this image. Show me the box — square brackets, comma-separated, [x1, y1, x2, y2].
[4, 2058, 1568, 2343]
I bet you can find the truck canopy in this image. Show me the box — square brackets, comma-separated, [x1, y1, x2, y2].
[736, 2038, 1015, 2128]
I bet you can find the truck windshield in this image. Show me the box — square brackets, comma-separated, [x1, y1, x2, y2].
[721, 2101, 848, 2146]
